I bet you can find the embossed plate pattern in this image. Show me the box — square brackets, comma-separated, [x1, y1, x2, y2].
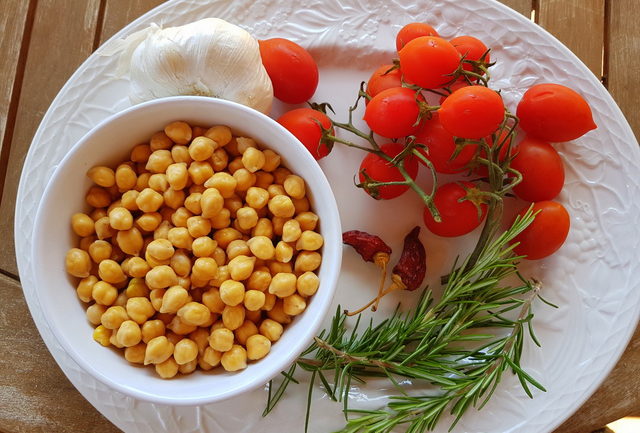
[15, 0, 640, 432]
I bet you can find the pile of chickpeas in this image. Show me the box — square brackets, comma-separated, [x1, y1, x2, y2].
[64, 121, 323, 379]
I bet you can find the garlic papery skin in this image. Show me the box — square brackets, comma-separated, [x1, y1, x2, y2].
[111, 18, 273, 114]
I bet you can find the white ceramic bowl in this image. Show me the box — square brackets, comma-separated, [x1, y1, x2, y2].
[31, 96, 342, 406]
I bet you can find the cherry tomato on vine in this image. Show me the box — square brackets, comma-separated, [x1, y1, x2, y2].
[516, 83, 597, 142]
[423, 181, 488, 237]
[414, 114, 478, 174]
[277, 108, 333, 160]
[358, 142, 419, 200]
[438, 85, 505, 139]
[363, 87, 423, 138]
[398, 36, 461, 89]
[439, 81, 469, 104]
[365, 64, 403, 101]
[258, 38, 318, 104]
[395, 22, 440, 51]
[475, 129, 515, 177]
[510, 136, 565, 202]
[511, 201, 570, 260]
[450, 35, 490, 76]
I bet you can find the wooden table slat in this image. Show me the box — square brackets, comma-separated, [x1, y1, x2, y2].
[499, 0, 533, 17]
[538, 0, 606, 77]
[100, 0, 167, 44]
[606, 0, 640, 139]
[0, 0, 103, 276]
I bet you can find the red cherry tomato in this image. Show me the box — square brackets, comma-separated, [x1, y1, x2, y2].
[439, 81, 469, 104]
[399, 36, 460, 89]
[359, 142, 419, 200]
[363, 87, 423, 138]
[438, 85, 505, 139]
[396, 22, 439, 51]
[512, 201, 570, 260]
[414, 114, 478, 174]
[510, 136, 565, 202]
[516, 83, 597, 142]
[450, 35, 490, 75]
[277, 108, 333, 160]
[365, 64, 403, 101]
[423, 181, 488, 237]
[258, 38, 319, 104]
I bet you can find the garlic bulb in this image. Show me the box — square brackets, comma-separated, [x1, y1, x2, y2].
[103, 18, 273, 114]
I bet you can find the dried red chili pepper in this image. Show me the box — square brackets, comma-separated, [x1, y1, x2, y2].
[389, 226, 426, 291]
[343, 230, 392, 315]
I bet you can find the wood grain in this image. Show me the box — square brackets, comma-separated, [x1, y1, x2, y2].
[537, 0, 605, 76]
[100, 0, 167, 43]
[499, 0, 533, 16]
[0, 1, 32, 203]
[0, 274, 118, 433]
[0, 0, 102, 276]
[606, 0, 640, 139]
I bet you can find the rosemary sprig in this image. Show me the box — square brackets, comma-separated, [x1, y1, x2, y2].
[264, 208, 549, 432]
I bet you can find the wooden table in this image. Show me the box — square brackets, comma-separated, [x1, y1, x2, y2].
[0, 1, 637, 432]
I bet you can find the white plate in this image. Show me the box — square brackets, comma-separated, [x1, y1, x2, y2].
[15, 0, 640, 432]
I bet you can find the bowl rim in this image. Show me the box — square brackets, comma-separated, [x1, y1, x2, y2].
[31, 95, 342, 406]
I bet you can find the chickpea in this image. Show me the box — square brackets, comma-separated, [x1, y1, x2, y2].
[116, 320, 142, 347]
[200, 188, 223, 218]
[131, 143, 152, 162]
[177, 276, 191, 291]
[204, 125, 232, 146]
[188, 161, 214, 185]
[88, 240, 112, 264]
[202, 347, 222, 368]
[210, 208, 231, 229]
[211, 148, 229, 172]
[136, 172, 151, 191]
[124, 343, 146, 364]
[92, 281, 118, 306]
[94, 217, 115, 240]
[125, 277, 150, 297]
[119, 190, 139, 212]
[164, 121, 192, 145]
[171, 145, 192, 164]
[209, 327, 234, 352]
[220, 344, 247, 372]
[86, 186, 112, 208]
[90, 208, 108, 221]
[218, 280, 245, 307]
[267, 184, 286, 198]
[213, 227, 242, 250]
[114, 292, 128, 307]
[224, 195, 243, 217]
[158, 285, 189, 314]
[268, 272, 297, 298]
[165, 188, 186, 210]
[65, 248, 92, 278]
[246, 266, 272, 292]
[170, 207, 192, 228]
[189, 136, 216, 161]
[192, 236, 216, 257]
[245, 308, 262, 323]
[232, 208, 257, 232]
[222, 304, 245, 330]
[126, 297, 155, 324]
[226, 239, 250, 260]
[233, 168, 256, 192]
[167, 227, 193, 250]
[284, 294, 307, 316]
[98, 259, 126, 284]
[294, 251, 322, 273]
[155, 357, 179, 379]
[273, 167, 292, 184]
[262, 292, 277, 311]
[268, 261, 293, 275]
[235, 320, 258, 345]
[134, 213, 160, 233]
[126, 257, 151, 278]
[295, 212, 319, 232]
[228, 255, 256, 281]
[292, 196, 310, 214]
[259, 319, 284, 342]
[246, 334, 271, 360]
[188, 328, 210, 357]
[178, 358, 198, 374]
[100, 305, 128, 329]
[146, 150, 173, 174]
[109, 331, 125, 348]
[247, 236, 275, 260]
[93, 325, 112, 346]
[240, 147, 265, 173]
[192, 257, 218, 281]
[212, 246, 227, 267]
[136, 188, 164, 212]
[267, 300, 292, 324]
[115, 164, 137, 191]
[87, 166, 115, 188]
[166, 331, 184, 346]
[204, 172, 237, 198]
[244, 290, 266, 311]
[153, 220, 172, 240]
[245, 187, 269, 210]
[186, 216, 211, 238]
[280, 174, 306, 199]
[183, 193, 202, 215]
[296, 230, 324, 251]
[262, 149, 281, 172]
[254, 171, 274, 190]
[150, 131, 173, 150]
[178, 302, 212, 327]
[252, 218, 274, 239]
[71, 213, 95, 237]
[275, 241, 294, 263]
[146, 265, 178, 289]
[210, 265, 229, 287]
[167, 315, 197, 335]
[268, 195, 295, 218]
[86, 303, 106, 325]
[147, 238, 175, 261]
[233, 137, 255, 154]
[202, 287, 226, 314]
[141, 320, 165, 344]
[282, 219, 302, 243]
[149, 288, 166, 311]
[116, 227, 144, 256]
[174, 338, 199, 365]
